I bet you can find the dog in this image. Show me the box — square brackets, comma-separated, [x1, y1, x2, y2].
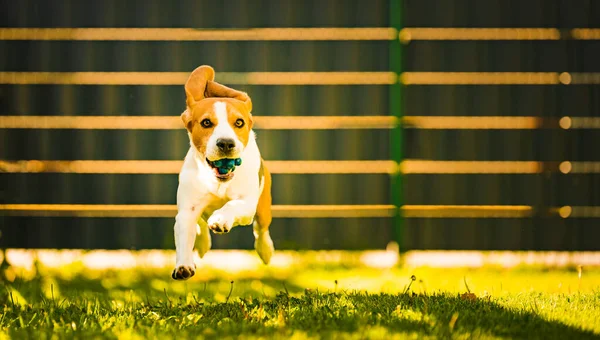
[172, 65, 274, 280]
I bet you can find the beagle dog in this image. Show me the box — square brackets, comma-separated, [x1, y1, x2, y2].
[172, 65, 274, 280]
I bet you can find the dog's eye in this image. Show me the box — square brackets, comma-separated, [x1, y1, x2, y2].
[235, 119, 245, 128]
[201, 119, 213, 128]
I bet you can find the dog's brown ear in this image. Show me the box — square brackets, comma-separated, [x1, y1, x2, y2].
[206, 81, 253, 113]
[185, 65, 215, 107]
[181, 109, 193, 132]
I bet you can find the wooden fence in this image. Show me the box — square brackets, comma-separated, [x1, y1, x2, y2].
[0, 0, 599, 251]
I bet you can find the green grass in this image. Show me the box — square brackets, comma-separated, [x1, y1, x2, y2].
[1, 252, 600, 339]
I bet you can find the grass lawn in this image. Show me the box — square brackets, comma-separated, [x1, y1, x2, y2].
[1, 250, 600, 339]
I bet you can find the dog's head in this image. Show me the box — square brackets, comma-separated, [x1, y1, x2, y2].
[181, 65, 253, 181]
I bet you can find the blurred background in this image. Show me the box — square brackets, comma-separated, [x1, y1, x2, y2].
[0, 0, 599, 253]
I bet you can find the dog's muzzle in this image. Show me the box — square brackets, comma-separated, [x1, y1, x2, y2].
[207, 158, 242, 181]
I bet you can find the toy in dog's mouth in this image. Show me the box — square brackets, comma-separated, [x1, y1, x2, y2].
[206, 158, 242, 181]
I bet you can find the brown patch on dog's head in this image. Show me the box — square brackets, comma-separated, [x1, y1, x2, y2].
[181, 65, 254, 159]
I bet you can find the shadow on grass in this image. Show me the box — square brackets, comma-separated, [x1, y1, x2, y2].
[2, 265, 308, 304]
[340, 293, 598, 339]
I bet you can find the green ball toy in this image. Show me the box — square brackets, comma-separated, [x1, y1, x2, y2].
[210, 158, 242, 174]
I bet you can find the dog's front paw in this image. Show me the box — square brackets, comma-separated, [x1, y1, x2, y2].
[207, 212, 235, 233]
[171, 264, 196, 280]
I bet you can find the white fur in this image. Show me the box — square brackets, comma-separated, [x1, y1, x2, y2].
[205, 102, 244, 161]
[172, 101, 272, 280]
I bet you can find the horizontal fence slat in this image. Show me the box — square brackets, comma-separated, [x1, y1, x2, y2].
[273, 205, 396, 218]
[570, 207, 600, 218]
[0, 28, 397, 41]
[2, 116, 599, 130]
[0, 204, 395, 218]
[401, 72, 600, 85]
[404, 116, 559, 129]
[255, 116, 397, 130]
[1, 204, 598, 218]
[2, 28, 599, 42]
[400, 28, 561, 41]
[402, 205, 533, 218]
[2, 72, 599, 85]
[401, 72, 560, 85]
[401, 160, 548, 174]
[0, 72, 397, 85]
[4, 160, 599, 174]
[0, 115, 397, 130]
[571, 29, 600, 40]
[3, 115, 599, 130]
[266, 161, 397, 174]
[0, 160, 397, 174]
[401, 28, 600, 42]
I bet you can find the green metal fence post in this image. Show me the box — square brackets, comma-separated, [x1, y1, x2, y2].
[389, 0, 404, 252]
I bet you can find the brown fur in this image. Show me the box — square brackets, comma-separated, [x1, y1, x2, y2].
[255, 160, 272, 232]
[182, 98, 253, 156]
[181, 65, 254, 155]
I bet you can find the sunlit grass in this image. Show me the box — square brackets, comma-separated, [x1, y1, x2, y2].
[1, 250, 599, 339]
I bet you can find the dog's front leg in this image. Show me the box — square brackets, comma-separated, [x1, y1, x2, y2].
[207, 199, 257, 234]
[172, 206, 200, 280]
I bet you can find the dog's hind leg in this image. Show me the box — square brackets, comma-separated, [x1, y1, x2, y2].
[253, 221, 274, 265]
[196, 219, 212, 258]
[253, 164, 274, 265]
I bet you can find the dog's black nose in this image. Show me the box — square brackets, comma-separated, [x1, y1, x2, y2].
[216, 138, 235, 152]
